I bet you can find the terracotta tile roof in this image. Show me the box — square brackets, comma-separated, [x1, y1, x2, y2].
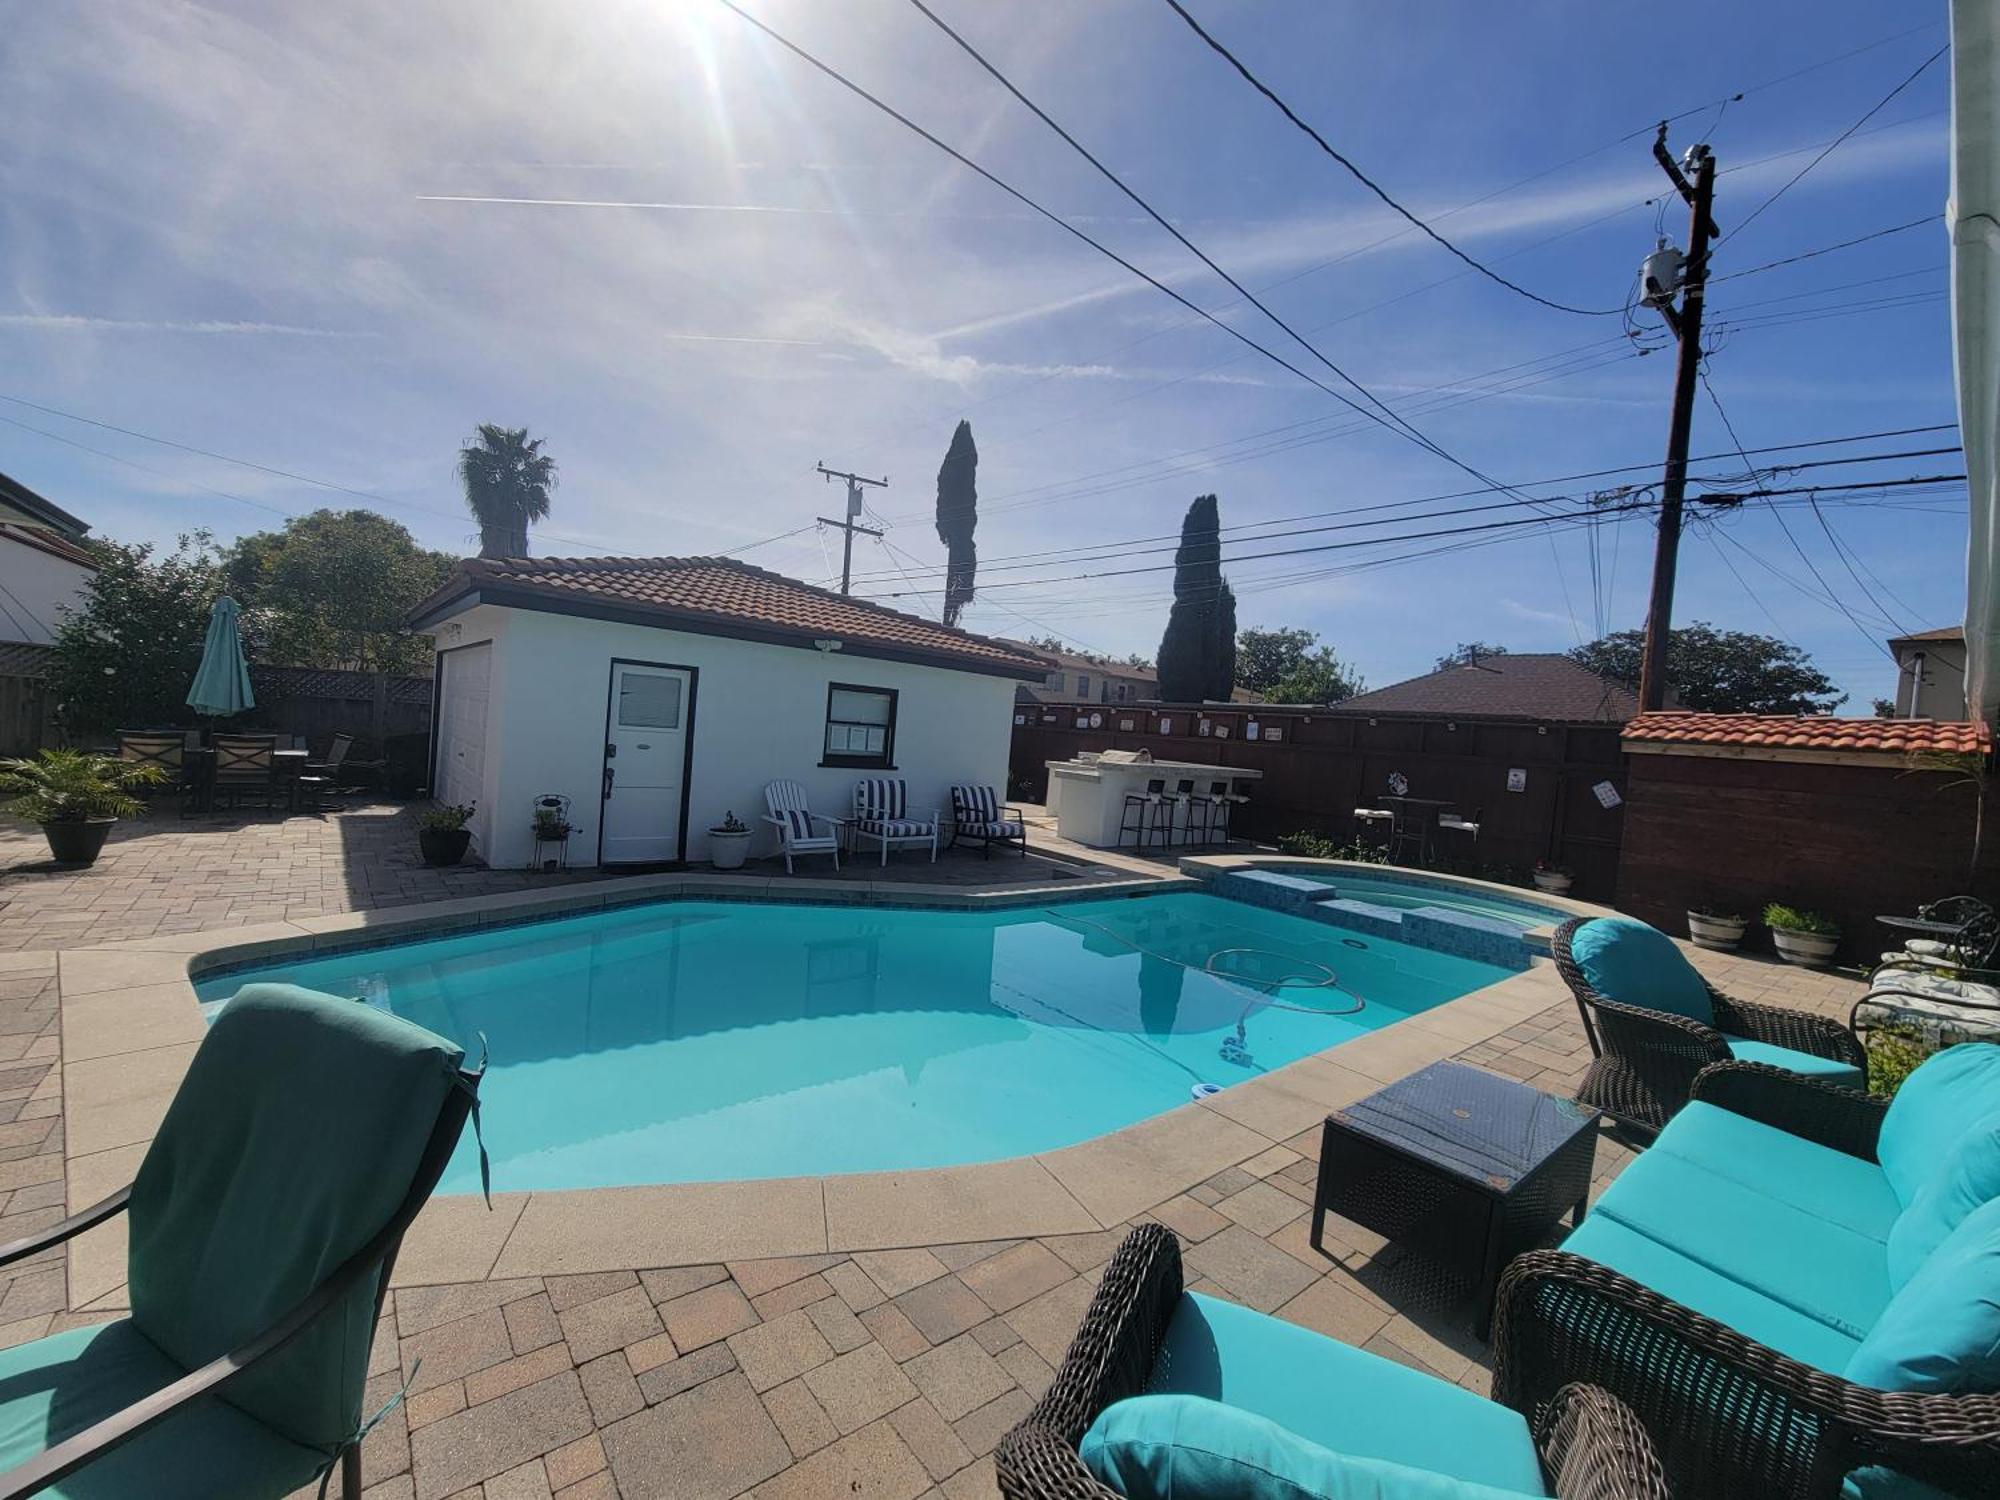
[1624, 711, 1991, 756]
[414, 555, 1051, 677]
[1329, 653, 1639, 723]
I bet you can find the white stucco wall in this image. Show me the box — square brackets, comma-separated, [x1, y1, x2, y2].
[0, 535, 94, 644]
[424, 604, 1021, 870]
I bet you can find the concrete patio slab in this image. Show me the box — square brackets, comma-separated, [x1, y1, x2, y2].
[824, 1159, 1097, 1251]
[60, 982, 207, 1063]
[493, 1179, 830, 1277]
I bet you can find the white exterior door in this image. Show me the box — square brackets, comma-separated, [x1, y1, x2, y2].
[434, 644, 491, 852]
[602, 662, 690, 864]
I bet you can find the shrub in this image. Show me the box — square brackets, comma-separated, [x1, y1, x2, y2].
[1276, 831, 1387, 863]
[418, 802, 474, 832]
[1866, 1025, 1931, 1099]
[0, 750, 164, 824]
[1762, 903, 1839, 936]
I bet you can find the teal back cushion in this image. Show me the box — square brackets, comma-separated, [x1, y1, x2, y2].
[1887, 1113, 2000, 1290]
[1081, 1394, 1545, 1500]
[127, 984, 465, 1454]
[1879, 1044, 2000, 1206]
[1847, 1195, 2000, 1393]
[1567, 917, 1713, 1023]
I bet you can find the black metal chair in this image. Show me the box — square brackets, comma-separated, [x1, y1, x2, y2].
[210, 733, 279, 812]
[1168, 778, 1213, 848]
[117, 732, 185, 798]
[1118, 777, 1171, 851]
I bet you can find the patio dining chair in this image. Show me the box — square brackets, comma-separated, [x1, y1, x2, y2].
[1553, 915, 1865, 1133]
[849, 778, 938, 865]
[115, 732, 184, 788]
[762, 779, 841, 874]
[0, 982, 482, 1499]
[209, 733, 279, 812]
[947, 783, 1026, 858]
[996, 1224, 1670, 1500]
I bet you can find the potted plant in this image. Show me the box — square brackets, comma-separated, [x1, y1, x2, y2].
[709, 811, 752, 870]
[1687, 903, 1748, 952]
[417, 802, 475, 867]
[0, 749, 164, 867]
[531, 807, 572, 843]
[1532, 860, 1573, 895]
[1764, 903, 1840, 967]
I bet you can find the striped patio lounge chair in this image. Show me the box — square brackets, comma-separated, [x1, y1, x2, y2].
[762, 780, 842, 875]
[850, 778, 937, 866]
[948, 784, 1027, 858]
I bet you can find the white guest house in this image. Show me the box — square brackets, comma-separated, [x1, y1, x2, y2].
[406, 555, 1049, 869]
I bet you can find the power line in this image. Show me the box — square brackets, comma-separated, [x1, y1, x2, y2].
[1158, 0, 1623, 316]
[0, 411, 296, 519]
[1710, 215, 1937, 282]
[1724, 45, 1948, 245]
[711, 0, 1518, 497]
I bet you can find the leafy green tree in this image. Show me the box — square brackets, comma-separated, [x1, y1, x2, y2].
[1268, 647, 1363, 704]
[1568, 622, 1845, 714]
[934, 420, 978, 628]
[1237, 626, 1362, 704]
[224, 509, 454, 673]
[48, 534, 227, 734]
[1156, 495, 1235, 701]
[459, 424, 556, 558]
[1436, 641, 1509, 671]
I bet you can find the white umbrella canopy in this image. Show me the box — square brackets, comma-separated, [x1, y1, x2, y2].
[1953, 2, 2000, 727]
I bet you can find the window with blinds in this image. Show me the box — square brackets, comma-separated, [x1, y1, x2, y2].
[822, 683, 898, 767]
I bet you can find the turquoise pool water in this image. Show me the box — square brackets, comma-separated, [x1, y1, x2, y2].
[1290, 874, 1562, 932]
[194, 892, 1509, 1193]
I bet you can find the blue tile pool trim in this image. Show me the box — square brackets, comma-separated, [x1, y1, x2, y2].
[1206, 870, 1536, 970]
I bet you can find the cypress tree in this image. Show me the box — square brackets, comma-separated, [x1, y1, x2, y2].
[1156, 494, 1235, 701]
[934, 420, 978, 627]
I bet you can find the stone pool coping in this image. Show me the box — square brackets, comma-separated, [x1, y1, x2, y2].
[53, 864, 1614, 1311]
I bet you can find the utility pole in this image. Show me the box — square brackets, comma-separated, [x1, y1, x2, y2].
[1637, 128, 1719, 712]
[815, 463, 887, 595]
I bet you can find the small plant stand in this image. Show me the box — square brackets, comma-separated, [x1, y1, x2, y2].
[530, 794, 573, 872]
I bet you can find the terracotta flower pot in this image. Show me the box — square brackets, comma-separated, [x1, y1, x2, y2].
[42, 818, 115, 867]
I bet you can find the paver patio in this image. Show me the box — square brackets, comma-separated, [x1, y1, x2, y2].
[0, 810, 1868, 1498]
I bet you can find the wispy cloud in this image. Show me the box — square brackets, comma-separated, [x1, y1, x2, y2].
[0, 314, 373, 337]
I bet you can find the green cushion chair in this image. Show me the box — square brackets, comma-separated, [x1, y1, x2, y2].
[1498, 1048, 2000, 1499]
[997, 1225, 1671, 1499]
[0, 983, 481, 1499]
[1553, 916, 1866, 1132]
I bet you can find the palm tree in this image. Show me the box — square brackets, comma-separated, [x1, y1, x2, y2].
[458, 425, 557, 559]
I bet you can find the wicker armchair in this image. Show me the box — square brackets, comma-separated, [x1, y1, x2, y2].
[1552, 916, 1865, 1133]
[995, 1224, 1670, 1500]
[1493, 1064, 2000, 1500]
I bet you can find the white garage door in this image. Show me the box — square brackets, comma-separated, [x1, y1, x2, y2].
[434, 643, 491, 854]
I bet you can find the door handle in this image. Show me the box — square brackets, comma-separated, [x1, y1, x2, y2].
[604, 765, 615, 798]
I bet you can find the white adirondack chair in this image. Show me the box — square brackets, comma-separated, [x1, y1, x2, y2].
[762, 780, 842, 874]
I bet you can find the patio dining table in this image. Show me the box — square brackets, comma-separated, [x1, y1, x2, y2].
[183, 746, 311, 814]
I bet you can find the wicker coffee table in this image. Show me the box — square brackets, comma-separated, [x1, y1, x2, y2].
[1311, 1060, 1599, 1338]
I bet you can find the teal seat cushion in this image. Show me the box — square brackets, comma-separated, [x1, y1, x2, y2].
[1082, 1394, 1545, 1500]
[128, 983, 464, 1454]
[1878, 1043, 2000, 1206]
[1886, 1113, 2000, 1290]
[0, 1320, 324, 1498]
[1722, 1037, 1865, 1089]
[1590, 1148, 1891, 1340]
[1649, 1102, 1900, 1242]
[1847, 1195, 2000, 1394]
[1566, 917, 1713, 1023]
[1562, 1216, 1862, 1375]
[1147, 1293, 1549, 1494]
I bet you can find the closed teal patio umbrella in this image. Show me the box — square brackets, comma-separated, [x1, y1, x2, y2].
[185, 595, 255, 717]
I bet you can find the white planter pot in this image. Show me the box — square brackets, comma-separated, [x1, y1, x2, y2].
[1771, 927, 1839, 967]
[708, 831, 751, 870]
[1687, 913, 1747, 951]
[1533, 872, 1573, 895]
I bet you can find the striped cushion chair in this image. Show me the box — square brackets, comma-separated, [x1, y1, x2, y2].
[762, 781, 841, 875]
[949, 784, 1027, 858]
[850, 779, 938, 866]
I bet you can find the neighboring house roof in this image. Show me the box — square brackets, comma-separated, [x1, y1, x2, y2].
[0, 641, 54, 679]
[0, 522, 98, 571]
[997, 639, 1157, 682]
[0, 472, 90, 539]
[1328, 653, 1639, 722]
[408, 556, 1052, 679]
[1888, 625, 1967, 646]
[1624, 711, 1990, 758]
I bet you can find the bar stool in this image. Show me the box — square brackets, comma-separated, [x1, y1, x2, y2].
[1170, 778, 1215, 847]
[1119, 777, 1172, 850]
[1387, 804, 1437, 867]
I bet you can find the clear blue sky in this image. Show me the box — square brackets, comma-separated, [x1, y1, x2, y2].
[1, 1, 1961, 707]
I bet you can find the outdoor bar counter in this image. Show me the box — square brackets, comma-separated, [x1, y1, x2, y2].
[1045, 751, 1261, 848]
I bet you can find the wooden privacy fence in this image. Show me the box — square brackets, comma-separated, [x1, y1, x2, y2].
[246, 665, 432, 746]
[1010, 701, 1628, 900]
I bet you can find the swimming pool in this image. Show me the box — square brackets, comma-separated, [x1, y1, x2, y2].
[1293, 874, 1564, 932]
[195, 892, 1508, 1194]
